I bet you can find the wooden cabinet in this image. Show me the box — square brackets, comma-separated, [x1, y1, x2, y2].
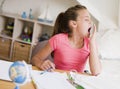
[0, 12, 53, 63]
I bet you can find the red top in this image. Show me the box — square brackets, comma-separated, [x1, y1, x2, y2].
[49, 33, 90, 72]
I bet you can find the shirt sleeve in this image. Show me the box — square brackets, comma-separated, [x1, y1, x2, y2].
[48, 35, 58, 51]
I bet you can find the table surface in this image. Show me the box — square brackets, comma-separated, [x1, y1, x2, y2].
[0, 66, 89, 89]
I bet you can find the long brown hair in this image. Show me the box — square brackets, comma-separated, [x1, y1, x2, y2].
[52, 4, 87, 36]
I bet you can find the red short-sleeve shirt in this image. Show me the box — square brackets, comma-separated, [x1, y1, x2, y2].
[49, 33, 90, 72]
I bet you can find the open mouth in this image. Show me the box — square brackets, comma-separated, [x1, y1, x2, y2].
[88, 27, 91, 33]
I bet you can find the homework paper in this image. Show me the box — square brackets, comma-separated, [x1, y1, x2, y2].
[74, 73, 120, 89]
[31, 70, 76, 89]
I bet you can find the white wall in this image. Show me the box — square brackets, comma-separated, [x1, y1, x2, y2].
[1, 0, 78, 21]
[89, 0, 119, 29]
[0, 0, 119, 29]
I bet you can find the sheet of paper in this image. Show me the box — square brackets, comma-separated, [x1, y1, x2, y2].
[31, 70, 76, 89]
[0, 60, 12, 81]
[74, 73, 119, 89]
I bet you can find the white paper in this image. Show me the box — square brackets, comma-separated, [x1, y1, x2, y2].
[0, 60, 12, 81]
[74, 73, 120, 89]
[31, 70, 76, 89]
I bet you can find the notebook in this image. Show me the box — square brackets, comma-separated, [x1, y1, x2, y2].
[31, 70, 76, 89]
[31, 70, 112, 89]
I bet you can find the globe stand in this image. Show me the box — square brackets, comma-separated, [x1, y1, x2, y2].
[14, 85, 20, 89]
[9, 61, 30, 89]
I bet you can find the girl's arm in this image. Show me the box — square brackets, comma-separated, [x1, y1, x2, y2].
[89, 24, 102, 76]
[31, 42, 55, 70]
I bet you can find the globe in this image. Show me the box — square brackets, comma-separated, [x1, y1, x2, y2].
[9, 61, 28, 89]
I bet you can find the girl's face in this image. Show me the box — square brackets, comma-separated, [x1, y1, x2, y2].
[76, 9, 92, 37]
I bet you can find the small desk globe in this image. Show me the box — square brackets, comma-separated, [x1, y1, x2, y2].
[9, 61, 28, 89]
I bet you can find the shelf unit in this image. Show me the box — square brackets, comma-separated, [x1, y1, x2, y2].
[0, 12, 54, 63]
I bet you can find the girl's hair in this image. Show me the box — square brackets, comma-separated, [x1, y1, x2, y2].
[52, 4, 87, 36]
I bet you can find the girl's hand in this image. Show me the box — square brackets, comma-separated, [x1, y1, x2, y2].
[40, 60, 55, 71]
[89, 24, 97, 43]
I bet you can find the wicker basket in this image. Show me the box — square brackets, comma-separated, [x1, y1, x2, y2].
[12, 41, 31, 63]
[0, 37, 11, 59]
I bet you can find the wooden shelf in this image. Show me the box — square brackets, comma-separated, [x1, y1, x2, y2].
[0, 12, 53, 62]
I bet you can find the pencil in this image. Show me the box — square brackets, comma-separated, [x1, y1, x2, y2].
[40, 67, 53, 75]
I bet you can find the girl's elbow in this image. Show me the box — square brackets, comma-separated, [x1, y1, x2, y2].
[31, 56, 37, 65]
[91, 72, 100, 76]
[91, 69, 101, 76]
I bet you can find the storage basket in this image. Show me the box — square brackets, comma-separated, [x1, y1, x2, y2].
[12, 41, 31, 63]
[0, 37, 11, 59]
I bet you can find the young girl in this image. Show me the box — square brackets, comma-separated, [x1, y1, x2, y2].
[32, 4, 101, 76]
